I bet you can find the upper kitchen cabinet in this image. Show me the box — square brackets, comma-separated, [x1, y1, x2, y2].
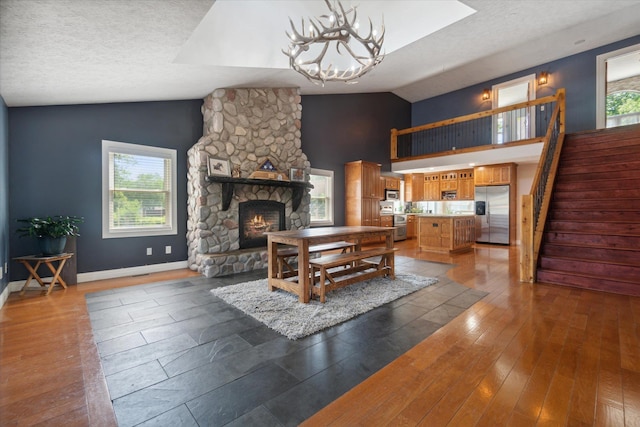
[404, 173, 424, 202]
[439, 171, 458, 191]
[347, 160, 382, 199]
[384, 177, 401, 190]
[423, 173, 440, 201]
[475, 163, 516, 186]
[457, 169, 475, 200]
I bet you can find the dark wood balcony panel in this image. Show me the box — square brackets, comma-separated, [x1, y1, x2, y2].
[536, 269, 640, 296]
[550, 200, 640, 213]
[551, 188, 640, 200]
[546, 220, 640, 235]
[543, 232, 640, 249]
[554, 177, 638, 192]
[556, 159, 640, 176]
[541, 243, 640, 265]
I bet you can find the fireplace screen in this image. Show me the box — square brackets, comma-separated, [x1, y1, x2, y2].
[238, 201, 286, 249]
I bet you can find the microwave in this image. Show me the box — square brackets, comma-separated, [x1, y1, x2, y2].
[385, 190, 400, 201]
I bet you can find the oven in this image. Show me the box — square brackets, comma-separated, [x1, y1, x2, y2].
[393, 214, 407, 241]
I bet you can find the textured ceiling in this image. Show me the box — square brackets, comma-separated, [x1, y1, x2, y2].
[1, 0, 640, 107]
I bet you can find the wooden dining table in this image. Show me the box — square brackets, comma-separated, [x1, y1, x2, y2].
[265, 226, 395, 303]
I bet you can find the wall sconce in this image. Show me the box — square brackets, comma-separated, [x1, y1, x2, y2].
[538, 71, 549, 86]
[481, 89, 491, 101]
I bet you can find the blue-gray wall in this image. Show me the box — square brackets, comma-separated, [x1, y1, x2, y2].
[7, 94, 409, 282]
[8, 101, 203, 280]
[0, 96, 8, 294]
[412, 35, 640, 133]
[301, 93, 411, 226]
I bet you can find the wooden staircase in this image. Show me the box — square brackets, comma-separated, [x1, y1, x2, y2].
[536, 124, 640, 296]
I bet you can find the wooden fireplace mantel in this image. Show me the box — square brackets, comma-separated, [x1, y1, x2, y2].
[205, 176, 314, 211]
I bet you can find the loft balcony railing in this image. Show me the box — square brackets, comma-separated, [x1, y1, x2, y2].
[390, 90, 565, 161]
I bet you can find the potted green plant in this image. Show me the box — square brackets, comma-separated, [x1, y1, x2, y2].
[17, 215, 83, 256]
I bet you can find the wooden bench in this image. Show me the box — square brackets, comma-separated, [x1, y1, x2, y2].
[276, 241, 356, 279]
[309, 247, 396, 303]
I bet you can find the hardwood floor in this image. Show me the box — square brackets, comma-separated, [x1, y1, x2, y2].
[303, 242, 640, 426]
[0, 269, 200, 426]
[1, 240, 639, 426]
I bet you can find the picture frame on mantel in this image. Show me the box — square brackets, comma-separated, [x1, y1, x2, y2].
[208, 157, 230, 176]
[289, 167, 305, 182]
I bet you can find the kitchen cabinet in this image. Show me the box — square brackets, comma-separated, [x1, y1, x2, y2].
[406, 214, 417, 238]
[457, 169, 474, 200]
[384, 177, 400, 190]
[404, 173, 424, 201]
[345, 160, 383, 243]
[380, 215, 393, 227]
[439, 172, 458, 191]
[423, 173, 440, 201]
[358, 160, 382, 198]
[474, 163, 514, 186]
[418, 215, 475, 253]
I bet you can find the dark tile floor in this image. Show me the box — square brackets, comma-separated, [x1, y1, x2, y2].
[85, 256, 487, 426]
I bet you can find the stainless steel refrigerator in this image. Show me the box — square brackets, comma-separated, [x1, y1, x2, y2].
[475, 185, 509, 244]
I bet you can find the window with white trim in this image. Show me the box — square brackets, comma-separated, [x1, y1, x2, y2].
[102, 140, 177, 238]
[309, 168, 334, 226]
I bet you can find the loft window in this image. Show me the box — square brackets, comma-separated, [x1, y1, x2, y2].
[102, 140, 177, 238]
[606, 90, 640, 128]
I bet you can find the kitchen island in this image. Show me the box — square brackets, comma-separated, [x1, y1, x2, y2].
[417, 215, 475, 253]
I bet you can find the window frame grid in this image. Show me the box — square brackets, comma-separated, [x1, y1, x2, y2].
[102, 140, 178, 239]
[309, 167, 334, 227]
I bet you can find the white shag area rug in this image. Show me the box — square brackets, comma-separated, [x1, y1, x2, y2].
[211, 273, 438, 340]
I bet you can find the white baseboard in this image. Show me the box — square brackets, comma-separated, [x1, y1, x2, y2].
[0, 285, 9, 308]
[77, 261, 189, 282]
[5, 260, 190, 296]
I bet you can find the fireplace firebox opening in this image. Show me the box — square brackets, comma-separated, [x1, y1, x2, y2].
[238, 201, 286, 249]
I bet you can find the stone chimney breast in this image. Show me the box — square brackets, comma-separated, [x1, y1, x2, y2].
[186, 88, 310, 277]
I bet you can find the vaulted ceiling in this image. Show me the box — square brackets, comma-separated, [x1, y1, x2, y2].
[1, 0, 639, 107]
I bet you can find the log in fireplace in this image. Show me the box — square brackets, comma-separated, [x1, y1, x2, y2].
[238, 200, 286, 249]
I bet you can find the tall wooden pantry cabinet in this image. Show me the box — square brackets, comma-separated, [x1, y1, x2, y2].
[345, 161, 383, 234]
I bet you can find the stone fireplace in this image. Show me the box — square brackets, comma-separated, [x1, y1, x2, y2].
[186, 88, 310, 277]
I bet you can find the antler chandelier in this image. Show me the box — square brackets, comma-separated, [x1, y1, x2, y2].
[283, 0, 385, 85]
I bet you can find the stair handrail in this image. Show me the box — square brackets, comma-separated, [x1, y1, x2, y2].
[520, 89, 566, 283]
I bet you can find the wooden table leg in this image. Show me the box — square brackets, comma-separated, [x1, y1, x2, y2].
[267, 236, 277, 291]
[44, 259, 69, 295]
[297, 239, 310, 303]
[386, 230, 395, 279]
